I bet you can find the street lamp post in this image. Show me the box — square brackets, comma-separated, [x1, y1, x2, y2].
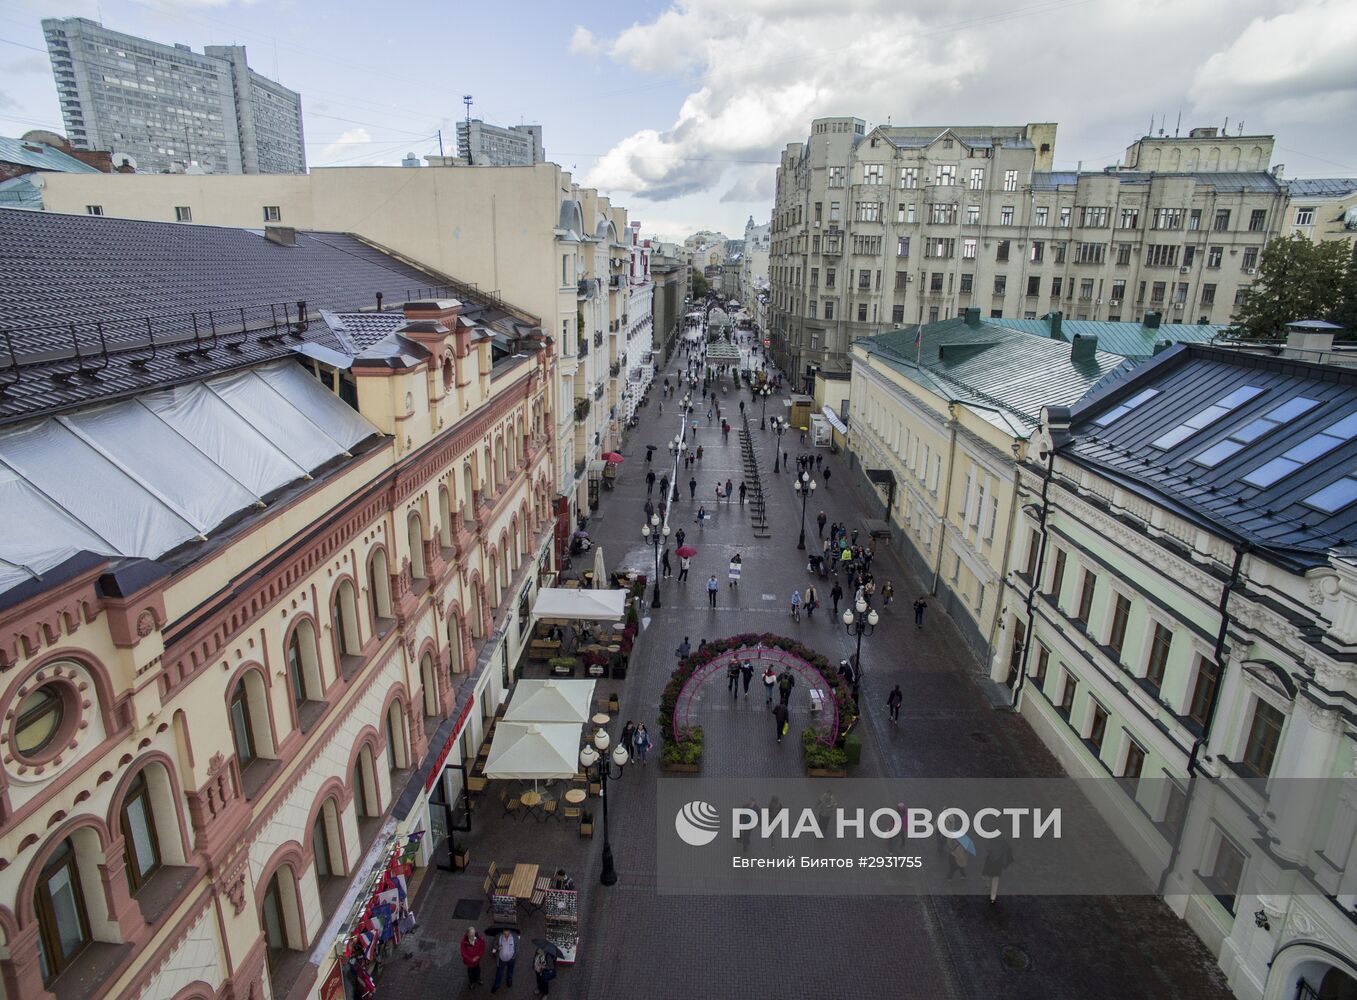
[579, 728, 630, 886]
[792, 470, 817, 550]
[641, 513, 669, 608]
[758, 384, 771, 430]
[842, 598, 879, 703]
[771, 416, 785, 473]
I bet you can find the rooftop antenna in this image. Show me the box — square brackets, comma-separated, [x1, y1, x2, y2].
[1174, 109, 1181, 137]
[1223, 116, 1229, 134]
[1238, 121, 1244, 136]
[463, 95, 473, 124]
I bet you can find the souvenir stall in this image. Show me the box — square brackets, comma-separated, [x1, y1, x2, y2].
[543, 887, 580, 964]
[339, 831, 424, 999]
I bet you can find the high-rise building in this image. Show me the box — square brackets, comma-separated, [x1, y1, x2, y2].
[454, 119, 544, 166]
[42, 17, 305, 175]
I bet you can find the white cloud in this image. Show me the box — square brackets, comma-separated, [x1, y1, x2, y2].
[318, 127, 371, 164]
[569, 25, 602, 56]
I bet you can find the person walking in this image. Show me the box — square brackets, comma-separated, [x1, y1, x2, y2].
[633, 723, 652, 763]
[646, 469, 656, 496]
[778, 667, 796, 706]
[882, 580, 894, 605]
[804, 584, 818, 620]
[727, 659, 741, 697]
[724, 477, 733, 502]
[729, 553, 742, 588]
[676, 636, 691, 660]
[817, 510, 827, 537]
[789, 588, 802, 621]
[913, 596, 928, 628]
[772, 701, 789, 744]
[983, 836, 1014, 904]
[696, 445, 704, 461]
[707, 574, 719, 608]
[887, 685, 903, 724]
[662, 548, 672, 578]
[659, 474, 669, 500]
[830, 581, 843, 618]
[762, 666, 777, 704]
[461, 927, 486, 989]
[490, 928, 517, 993]
[741, 658, 754, 696]
[620, 720, 636, 760]
[533, 948, 557, 996]
[678, 556, 691, 582]
[674, 527, 686, 548]
[738, 480, 747, 503]
[689, 477, 697, 499]
[696, 506, 708, 528]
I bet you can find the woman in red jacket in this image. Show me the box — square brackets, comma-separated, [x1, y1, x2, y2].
[461, 926, 486, 988]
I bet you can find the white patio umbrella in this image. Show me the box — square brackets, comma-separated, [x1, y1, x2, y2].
[503, 679, 596, 726]
[482, 722, 582, 787]
[592, 545, 606, 589]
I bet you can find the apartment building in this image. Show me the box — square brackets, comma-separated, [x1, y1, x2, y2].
[27, 163, 643, 539]
[649, 240, 691, 362]
[1285, 178, 1357, 258]
[992, 336, 1357, 1000]
[42, 17, 305, 175]
[767, 118, 1305, 384]
[739, 216, 771, 307]
[0, 208, 554, 1000]
[454, 119, 545, 166]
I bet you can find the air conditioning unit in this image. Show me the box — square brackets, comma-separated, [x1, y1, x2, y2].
[814, 221, 821, 227]
[1246, 267, 1257, 275]
[1096, 298, 1103, 305]
[1179, 266, 1190, 274]
[1109, 298, 1121, 305]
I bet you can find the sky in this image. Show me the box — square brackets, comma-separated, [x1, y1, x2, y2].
[2, 0, 1356, 243]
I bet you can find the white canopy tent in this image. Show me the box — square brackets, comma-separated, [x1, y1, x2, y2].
[531, 586, 626, 622]
[592, 545, 606, 589]
[503, 679, 596, 725]
[482, 722, 582, 781]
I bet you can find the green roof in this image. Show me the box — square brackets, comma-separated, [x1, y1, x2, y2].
[857, 317, 1130, 437]
[987, 316, 1227, 359]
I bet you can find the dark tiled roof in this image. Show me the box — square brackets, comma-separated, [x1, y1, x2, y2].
[1064, 344, 1357, 570]
[1031, 170, 1282, 193]
[1286, 178, 1357, 198]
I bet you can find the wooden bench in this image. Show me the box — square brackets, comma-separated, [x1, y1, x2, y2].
[808, 689, 825, 714]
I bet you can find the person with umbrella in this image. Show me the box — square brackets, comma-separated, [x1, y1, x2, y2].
[728, 552, 742, 588]
[531, 941, 561, 995]
[984, 835, 1014, 905]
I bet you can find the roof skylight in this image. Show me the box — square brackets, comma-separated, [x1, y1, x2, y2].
[1304, 475, 1357, 514]
[1243, 411, 1357, 488]
[1093, 388, 1159, 428]
[1193, 396, 1320, 468]
[1151, 385, 1264, 450]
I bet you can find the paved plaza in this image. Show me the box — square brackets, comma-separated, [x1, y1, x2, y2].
[379, 336, 1233, 1000]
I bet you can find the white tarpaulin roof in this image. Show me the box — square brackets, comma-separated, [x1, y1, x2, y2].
[482, 722, 582, 780]
[503, 679, 596, 725]
[0, 359, 378, 596]
[531, 587, 627, 621]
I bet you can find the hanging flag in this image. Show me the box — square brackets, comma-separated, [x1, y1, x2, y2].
[913, 325, 922, 350]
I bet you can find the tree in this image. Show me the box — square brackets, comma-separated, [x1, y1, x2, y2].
[1230, 233, 1349, 339]
[690, 269, 709, 298]
[1329, 251, 1357, 337]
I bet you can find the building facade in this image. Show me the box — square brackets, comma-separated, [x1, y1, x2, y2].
[454, 119, 544, 166]
[991, 337, 1357, 1000]
[649, 240, 690, 363]
[1285, 178, 1357, 259]
[42, 17, 305, 175]
[739, 216, 771, 307]
[0, 208, 555, 1000]
[766, 117, 1334, 383]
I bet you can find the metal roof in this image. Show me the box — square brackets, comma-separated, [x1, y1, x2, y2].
[1064, 344, 1357, 571]
[858, 318, 1128, 436]
[0, 136, 101, 174]
[988, 317, 1227, 360]
[1031, 170, 1282, 193]
[1286, 178, 1357, 198]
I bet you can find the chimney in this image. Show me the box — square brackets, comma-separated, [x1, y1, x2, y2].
[1047, 311, 1063, 339]
[1284, 320, 1340, 362]
[1152, 340, 1172, 355]
[1070, 333, 1098, 361]
[264, 226, 297, 247]
[1143, 311, 1161, 329]
[1043, 404, 1073, 449]
[963, 307, 981, 328]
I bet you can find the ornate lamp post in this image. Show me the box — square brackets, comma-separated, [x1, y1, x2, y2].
[641, 513, 669, 608]
[579, 728, 630, 886]
[792, 469, 817, 550]
[771, 416, 785, 473]
[842, 598, 879, 702]
[757, 383, 772, 430]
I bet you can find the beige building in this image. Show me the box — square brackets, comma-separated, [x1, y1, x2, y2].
[28, 163, 644, 534]
[0, 209, 555, 1000]
[1285, 178, 1357, 259]
[767, 118, 1302, 384]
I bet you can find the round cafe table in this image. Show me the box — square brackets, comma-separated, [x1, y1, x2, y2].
[521, 790, 543, 808]
[591, 713, 610, 725]
[564, 788, 587, 805]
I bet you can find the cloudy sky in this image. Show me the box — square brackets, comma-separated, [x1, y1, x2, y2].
[2, 0, 1355, 242]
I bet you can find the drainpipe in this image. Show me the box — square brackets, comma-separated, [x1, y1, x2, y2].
[984, 441, 1024, 666]
[1009, 443, 1055, 707]
[1156, 540, 1248, 895]
[930, 402, 961, 596]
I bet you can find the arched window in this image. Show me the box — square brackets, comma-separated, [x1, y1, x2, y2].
[407, 512, 427, 582]
[332, 582, 360, 659]
[230, 681, 257, 768]
[286, 621, 322, 704]
[441, 356, 454, 391]
[500, 545, 510, 591]
[385, 702, 407, 772]
[353, 746, 377, 818]
[312, 801, 343, 883]
[120, 771, 161, 891]
[462, 463, 475, 524]
[367, 548, 392, 626]
[488, 559, 500, 610]
[511, 525, 520, 571]
[494, 435, 505, 487]
[35, 838, 91, 984]
[470, 584, 484, 639]
[260, 866, 303, 974]
[438, 486, 453, 548]
[420, 652, 439, 717]
[447, 615, 464, 677]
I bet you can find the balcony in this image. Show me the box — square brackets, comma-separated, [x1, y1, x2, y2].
[609, 361, 621, 378]
[594, 331, 603, 347]
[577, 335, 589, 358]
[593, 383, 605, 401]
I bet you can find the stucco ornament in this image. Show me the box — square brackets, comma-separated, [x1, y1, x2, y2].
[136, 609, 157, 637]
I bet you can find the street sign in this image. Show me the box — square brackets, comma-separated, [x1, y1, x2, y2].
[763, 338, 770, 347]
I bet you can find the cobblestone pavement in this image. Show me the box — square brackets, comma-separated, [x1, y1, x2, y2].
[376, 337, 1233, 1000]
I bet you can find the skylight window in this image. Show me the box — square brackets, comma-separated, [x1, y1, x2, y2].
[1243, 411, 1357, 488]
[1151, 385, 1264, 450]
[1093, 388, 1160, 428]
[1193, 396, 1320, 468]
[1304, 476, 1357, 514]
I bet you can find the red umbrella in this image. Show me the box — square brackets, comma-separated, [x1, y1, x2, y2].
[676, 545, 697, 558]
[602, 452, 625, 463]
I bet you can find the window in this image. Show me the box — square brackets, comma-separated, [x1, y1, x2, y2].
[1058, 672, 1077, 715]
[1110, 279, 1126, 301]
[900, 167, 918, 189]
[263, 205, 282, 222]
[1242, 408, 1356, 486]
[1053, 243, 1066, 264]
[230, 681, 257, 768]
[261, 870, 293, 970]
[925, 238, 954, 259]
[1187, 656, 1219, 727]
[935, 164, 956, 186]
[826, 267, 836, 288]
[863, 163, 884, 185]
[993, 275, 1007, 295]
[333, 581, 361, 658]
[1145, 244, 1179, 267]
[1175, 281, 1189, 303]
[1075, 570, 1096, 623]
[1107, 594, 1131, 657]
[1248, 209, 1267, 231]
[828, 166, 845, 188]
[814, 202, 822, 222]
[1144, 623, 1172, 692]
[1187, 209, 1201, 230]
[858, 268, 871, 289]
[1242, 247, 1258, 270]
[1305, 475, 1357, 513]
[15, 684, 66, 757]
[808, 301, 817, 318]
[121, 771, 162, 891]
[1076, 242, 1105, 264]
[313, 814, 336, 882]
[1199, 283, 1216, 306]
[1152, 384, 1265, 450]
[1208, 833, 1247, 914]
[824, 300, 834, 320]
[1234, 288, 1249, 306]
[1059, 206, 1071, 227]
[85, 205, 103, 216]
[1242, 700, 1284, 779]
[1153, 208, 1184, 229]
[1206, 245, 1223, 268]
[907, 204, 916, 224]
[855, 201, 881, 222]
[1000, 206, 1014, 225]
[1087, 703, 1109, 754]
[959, 273, 973, 294]
[1213, 209, 1231, 231]
[36, 839, 90, 983]
[1119, 208, 1139, 229]
[1150, 281, 1166, 303]
[857, 303, 868, 321]
[1048, 547, 1067, 601]
[1003, 169, 1018, 192]
[1024, 529, 1041, 578]
[1080, 206, 1108, 228]
[929, 203, 957, 225]
[1051, 276, 1063, 298]
[1027, 276, 1041, 296]
[929, 272, 944, 292]
[894, 270, 907, 289]
[932, 307, 943, 322]
[829, 201, 840, 222]
[1162, 782, 1188, 838]
[891, 305, 905, 323]
[1034, 206, 1049, 226]
[966, 204, 980, 225]
[174, 206, 192, 222]
[811, 266, 820, 286]
[962, 238, 977, 259]
[1122, 741, 1146, 791]
[996, 239, 1010, 262]
[852, 234, 881, 254]
[1032, 644, 1049, 687]
[969, 167, 984, 189]
[1115, 243, 1132, 265]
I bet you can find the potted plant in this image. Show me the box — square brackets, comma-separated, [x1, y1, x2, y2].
[607, 692, 620, 712]
[579, 810, 594, 838]
[661, 725, 703, 772]
[802, 728, 850, 777]
[451, 841, 470, 870]
[549, 656, 578, 677]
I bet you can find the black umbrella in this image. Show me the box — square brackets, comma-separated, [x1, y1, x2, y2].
[532, 938, 564, 959]
[483, 924, 518, 938]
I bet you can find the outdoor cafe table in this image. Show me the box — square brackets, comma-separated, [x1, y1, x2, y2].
[508, 863, 540, 900]
[591, 713, 610, 726]
[520, 790, 543, 818]
[564, 788, 587, 805]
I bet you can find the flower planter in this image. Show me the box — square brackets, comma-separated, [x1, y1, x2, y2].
[806, 767, 849, 778]
[452, 848, 470, 870]
[579, 822, 593, 838]
[661, 761, 701, 773]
